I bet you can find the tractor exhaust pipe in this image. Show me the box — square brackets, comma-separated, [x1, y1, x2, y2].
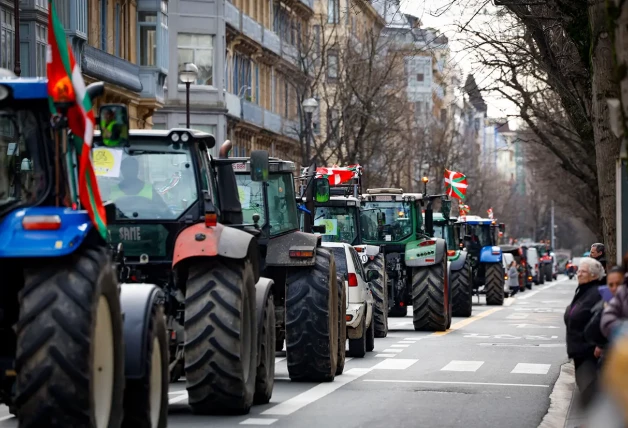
[219, 140, 232, 159]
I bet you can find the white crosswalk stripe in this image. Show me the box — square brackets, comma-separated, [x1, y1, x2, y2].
[511, 363, 551, 374]
[441, 360, 484, 372]
[372, 358, 418, 370]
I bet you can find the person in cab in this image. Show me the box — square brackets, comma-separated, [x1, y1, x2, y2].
[101, 108, 124, 147]
[110, 157, 169, 210]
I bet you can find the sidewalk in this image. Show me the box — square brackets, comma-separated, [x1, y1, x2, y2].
[564, 388, 585, 428]
[537, 361, 577, 428]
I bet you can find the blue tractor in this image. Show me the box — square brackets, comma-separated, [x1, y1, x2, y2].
[456, 215, 506, 306]
[0, 75, 168, 427]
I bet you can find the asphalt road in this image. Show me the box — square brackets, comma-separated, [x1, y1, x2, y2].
[0, 275, 575, 428]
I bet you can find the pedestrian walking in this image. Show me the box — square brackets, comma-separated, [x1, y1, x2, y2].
[507, 261, 518, 291]
[564, 257, 605, 407]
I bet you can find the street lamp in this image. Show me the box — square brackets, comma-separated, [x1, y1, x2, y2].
[179, 62, 198, 128]
[14, 0, 20, 76]
[302, 97, 318, 164]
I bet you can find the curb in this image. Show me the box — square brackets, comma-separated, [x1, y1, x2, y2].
[537, 361, 576, 428]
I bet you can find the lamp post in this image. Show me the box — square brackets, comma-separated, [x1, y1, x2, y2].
[178, 62, 198, 128]
[13, 0, 20, 76]
[302, 97, 318, 165]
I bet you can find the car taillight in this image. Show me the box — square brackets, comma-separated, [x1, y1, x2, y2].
[289, 250, 314, 258]
[22, 215, 61, 231]
[419, 240, 436, 247]
[205, 212, 217, 227]
[447, 250, 456, 257]
[348, 273, 358, 287]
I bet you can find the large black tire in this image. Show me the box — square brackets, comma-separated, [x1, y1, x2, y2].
[411, 257, 449, 331]
[366, 313, 375, 352]
[254, 294, 275, 405]
[285, 248, 338, 382]
[544, 265, 553, 282]
[15, 245, 125, 428]
[366, 254, 388, 337]
[336, 279, 347, 376]
[184, 258, 257, 415]
[485, 263, 505, 306]
[450, 257, 472, 317]
[347, 315, 367, 358]
[122, 304, 168, 428]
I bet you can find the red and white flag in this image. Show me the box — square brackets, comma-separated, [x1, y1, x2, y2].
[487, 208, 494, 220]
[444, 169, 468, 200]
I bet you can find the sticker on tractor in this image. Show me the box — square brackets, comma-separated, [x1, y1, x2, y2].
[237, 185, 251, 208]
[360, 254, 368, 264]
[93, 147, 123, 177]
[385, 235, 392, 241]
[314, 218, 337, 235]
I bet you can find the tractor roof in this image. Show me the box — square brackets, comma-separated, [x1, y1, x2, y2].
[365, 188, 403, 195]
[94, 128, 216, 148]
[0, 78, 48, 100]
[330, 195, 360, 203]
[456, 215, 496, 225]
[230, 157, 296, 173]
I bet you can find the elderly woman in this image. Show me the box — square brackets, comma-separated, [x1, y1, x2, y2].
[564, 257, 605, 407]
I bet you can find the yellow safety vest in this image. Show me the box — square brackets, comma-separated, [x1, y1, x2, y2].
[109, 183, 153, 200]
[103, 121, 120, 147]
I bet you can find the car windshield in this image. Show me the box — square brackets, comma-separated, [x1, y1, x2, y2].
[361, 201, 413, 242]
[314, 205, 359, 244]
[0, 105, 48, 212]
[235, 172, 298, 236]
[433, 222, 456, 250]
[93, 140, 197, 220]
[467, 224, 493, 247]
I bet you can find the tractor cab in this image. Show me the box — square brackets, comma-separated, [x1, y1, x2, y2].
[457, 215, 505, 260]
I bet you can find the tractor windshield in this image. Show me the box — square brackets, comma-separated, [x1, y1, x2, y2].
[0, 105, 48, 213]
[94, 140, 197, 220]
[467, 224, 493, 247]
[433, 222, 456, 250]
[235, 172, 299, 236]
[313, 205, 359, 244]
[361, 201, 413, 242]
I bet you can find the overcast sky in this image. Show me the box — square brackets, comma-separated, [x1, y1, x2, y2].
[399, 0, 517, 119]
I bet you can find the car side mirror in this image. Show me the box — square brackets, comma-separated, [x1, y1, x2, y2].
[98, 104, 129, 147]
[499, 223, 505, 233]
[366, 270, 380, 281]
[312, 224, 326, 234]
[314, 177, 330, 203]
[250, 150, 269, 182]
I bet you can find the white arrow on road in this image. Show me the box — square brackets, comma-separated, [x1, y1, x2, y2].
[511, 324, 560, 329]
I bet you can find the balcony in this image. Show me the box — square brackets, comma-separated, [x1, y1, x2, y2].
[81, 45, 142, 93]
[263, 110, 282, 134]
[54, 0, 88, 39]
[139, 67, 167, 103]
[242, 14, 263, 44]
[225, 1, 241, 30]
[225, 91, 241, 118]
[281, 42, 298, 67]
[263, 29, 281, 56]
[242, 101, 263, 127]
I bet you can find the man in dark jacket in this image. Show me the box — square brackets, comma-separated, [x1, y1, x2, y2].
[590, 243, 606, 270]
[564, 257, 605, 407]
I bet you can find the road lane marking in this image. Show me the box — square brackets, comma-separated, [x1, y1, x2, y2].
[404, 337, 424, 341]
[345, 358, 353, 362]
[504, 297, 515, 306]
[168, 392, 189, 404]
[363, 379, 550, 388]
[507, 313, 529, 319]
[511, 324, 559, 329]
[375, 353, 397, 357]
[518, 279, 567, 300]
[0, 415, 14, 422]
[390, 344, 410, 348]
[261, 368, 371, 416]
[441, 360, 484, 372]
[382, 348, 404, 353]
[511, 363, 551, 374]
[431, 307, 503, 337]
[275, 357, 286, 363]
[479, 343, 564, 348]
[240, 418, 278, 425]
[371, 358, 418, 370]
[398, 341, 416, 344]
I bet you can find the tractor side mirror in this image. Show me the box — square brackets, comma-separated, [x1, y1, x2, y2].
[312, 224, 326, 234]
[98, 104, 129, 147]
[250, 150, 269, 182]
[366, 270, 380, 282]
[86, 82, 105, 102]
[441, 199, 451, 220]
[499, 223, 505, 233]
[314, 177, 330, 203]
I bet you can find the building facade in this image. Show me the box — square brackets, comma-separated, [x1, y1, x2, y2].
[153, 0, 313, 159]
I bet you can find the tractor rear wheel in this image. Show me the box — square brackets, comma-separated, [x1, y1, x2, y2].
[411, 257, 449, 331]
[122, 304, 169, 428]
[336, 279, 347, 376]
[254, 294, 275, 405]
[485, 263, 505, 306]
[285, 248, 338, 382]
[366, 254, 388, 338]
[15, 245, 125, 428]
[184, 258, 257, 415]
[450, 257, 472, 317]
[545, 265, 553, 282]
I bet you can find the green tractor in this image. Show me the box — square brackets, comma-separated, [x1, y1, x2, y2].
[300, 166, 389, 338]
[431, 214, 473, 317]
[360, 187, 452, 331]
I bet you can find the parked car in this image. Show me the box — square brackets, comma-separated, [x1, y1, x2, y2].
[550, 251, 559, 280]
[502, 252, 516, 297]
[323, 242, 377, 358]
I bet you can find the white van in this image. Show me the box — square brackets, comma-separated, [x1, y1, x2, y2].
[502, 253, 516, 296]
[526, 247, 543, 285]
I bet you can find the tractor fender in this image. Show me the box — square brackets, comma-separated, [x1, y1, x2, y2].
[119, 283, 163, 379]
[404, 238, 446, 267]
[255, 277, 275, 366]
[265, 231, 319, 267]
[0, 207, 92, 258]
[480, 246, 502, 263]
[449, 250, 468, 272]
[172, 222, 260, 282]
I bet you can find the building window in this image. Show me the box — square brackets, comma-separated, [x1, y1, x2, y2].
[178, 33, 214, 86]
[1, 10, 15, 72]
[100, 0, 107, 51]
[417, 73, 424, 82]
[35, 0, 47, 9]
[35, 24, 47, 77]
[327, 52, 338, 79]
[138, 12, 157, 66]
[327, 0, 338, 23]
[233, 53, 252, 98]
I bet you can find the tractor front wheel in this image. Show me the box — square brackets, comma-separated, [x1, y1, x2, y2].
[485, 263, 505, 306]
[366, 254, 388, 338]
[411, 257, 449, 331]
[254, 294, 275, 405]
[450, 257, 472, 317]
[15, 245, 125, 428]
